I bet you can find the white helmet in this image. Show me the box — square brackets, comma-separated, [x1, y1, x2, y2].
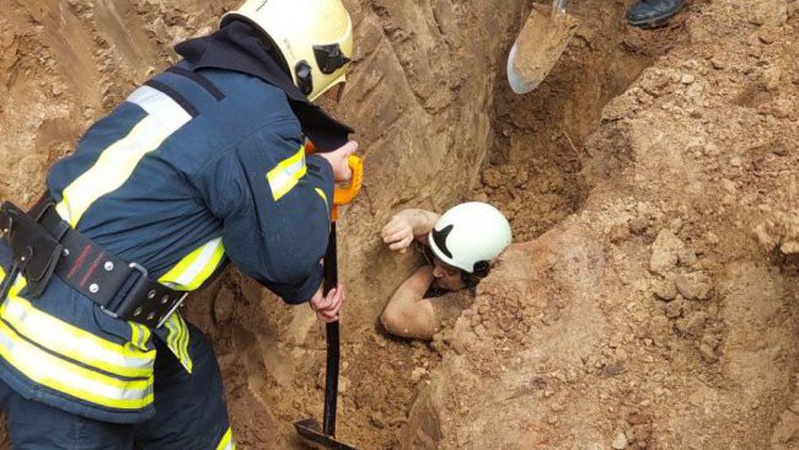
[223, 0, 353, 101]
[428, 202, 512, 277]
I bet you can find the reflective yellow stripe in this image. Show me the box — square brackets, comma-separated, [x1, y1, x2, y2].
[0, 319, 153, 409]
[0, 267, 25, 299]
[164, 314, 192, 373]
[57, 115, 167, 226]
[129, 322, 151, 352]
[56, 85, 191, 226]
[266, 147, 307, 201]
[314, 187, 329, 214]
[159, 238, 225, 291]
[0, 295, 154, 378]
[175, 314, 191, 372]
[216, 427, 235, 450]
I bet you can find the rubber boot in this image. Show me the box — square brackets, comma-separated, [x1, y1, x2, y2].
[626, 0, 687, 29]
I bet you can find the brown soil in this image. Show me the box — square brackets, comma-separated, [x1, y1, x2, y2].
[3, 0, 799, 449]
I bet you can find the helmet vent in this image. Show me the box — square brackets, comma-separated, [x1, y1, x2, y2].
[314, 44, 351, 75]
[295, 61, 313, 96]
[431, 224, 454, 258]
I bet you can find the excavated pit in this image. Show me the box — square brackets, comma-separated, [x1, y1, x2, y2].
[196, 2, 682, 448]
[3, 0, 799, 449]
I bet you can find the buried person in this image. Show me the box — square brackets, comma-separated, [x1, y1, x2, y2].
[380, 202, 512, 340]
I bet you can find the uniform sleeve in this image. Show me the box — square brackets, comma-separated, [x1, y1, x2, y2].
[195, 119, 334, 304]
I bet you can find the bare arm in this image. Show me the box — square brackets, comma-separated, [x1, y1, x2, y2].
[381, 209, 440, 251]
[380, 266, 439, 339]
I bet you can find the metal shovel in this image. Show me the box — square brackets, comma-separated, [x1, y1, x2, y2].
[507, 0, 579, 94]
[295, 154, 363, 450]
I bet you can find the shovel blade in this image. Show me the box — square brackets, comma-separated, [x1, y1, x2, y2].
[294, 419, 358, 450]
[507, 3, 579, 94]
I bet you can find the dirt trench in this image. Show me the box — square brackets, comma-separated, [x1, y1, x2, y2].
[2, 0, 799, 449]
[194, 1, 683, 448]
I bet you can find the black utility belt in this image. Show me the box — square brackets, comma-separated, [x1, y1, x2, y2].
[0, 198, 186, 328]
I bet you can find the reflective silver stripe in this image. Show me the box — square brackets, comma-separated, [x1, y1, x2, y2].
[129, 322, 151, 352]
[163, 313, 192, 373]
[2, 295, 154, 377]
[266, 147, 307, 201]
[127, 85, 192, 132]
[0, 320, 153, 408]
[159, 238, 225, 291]
[0, 270, 154, 409]
[56, 85, 192, 226]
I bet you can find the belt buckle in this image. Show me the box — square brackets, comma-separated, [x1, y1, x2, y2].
[101, 262, 149, 320]
[156, 291, 188, 328]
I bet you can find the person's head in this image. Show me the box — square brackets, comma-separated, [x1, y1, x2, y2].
[223, 0, 353, 101]
[428, 202, 512, 291]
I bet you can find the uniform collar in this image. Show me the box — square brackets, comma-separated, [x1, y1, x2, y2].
[175, 20, 354, 151]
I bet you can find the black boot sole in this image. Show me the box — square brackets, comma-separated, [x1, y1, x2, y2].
[627, 7, 684, 29]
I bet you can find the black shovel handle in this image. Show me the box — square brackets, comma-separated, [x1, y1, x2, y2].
[322, 223, 339, 437]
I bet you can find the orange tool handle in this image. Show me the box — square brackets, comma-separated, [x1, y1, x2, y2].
[334, 155, 363, 206]
[332, 155, 363, 221]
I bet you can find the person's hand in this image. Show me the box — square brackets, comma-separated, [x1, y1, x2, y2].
[318, 141, 358, 183]
[381, 211, 416, 253]
[382, 209, 439, 253]
[308, 283, 345, 323]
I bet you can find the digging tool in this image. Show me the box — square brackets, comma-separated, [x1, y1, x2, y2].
[295, 153, 364, 450]
[506, 0, 579, 94]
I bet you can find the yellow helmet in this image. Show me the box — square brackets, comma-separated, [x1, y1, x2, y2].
[223, 0, 353, 101]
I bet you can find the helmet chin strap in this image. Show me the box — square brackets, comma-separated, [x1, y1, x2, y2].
[472, 260, 490, 278]
[461, 260, 490, 296]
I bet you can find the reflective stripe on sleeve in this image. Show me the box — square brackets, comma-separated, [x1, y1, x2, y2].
[266, 147, 307, 201]
[216, 427, 236, 450]
[314, 188, 330, 219]
[0, 319, 154, 410]
[159, 237, 225, 291]
[0, 295, 155, 379]
[56, 85, 192, 226]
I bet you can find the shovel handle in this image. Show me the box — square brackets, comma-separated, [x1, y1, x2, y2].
[322, 222, 340, 437]
[321, 156, 363, 437]
[552, 0, 567, 16]
[323, 320, 340, 436]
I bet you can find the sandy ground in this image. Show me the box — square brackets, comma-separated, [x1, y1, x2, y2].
[1, 0, 799, 449]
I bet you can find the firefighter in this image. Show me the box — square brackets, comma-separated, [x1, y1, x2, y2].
[0, 0, 355, 448]
[380, 202, 512, 340]
[627, 0, 687, 28]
